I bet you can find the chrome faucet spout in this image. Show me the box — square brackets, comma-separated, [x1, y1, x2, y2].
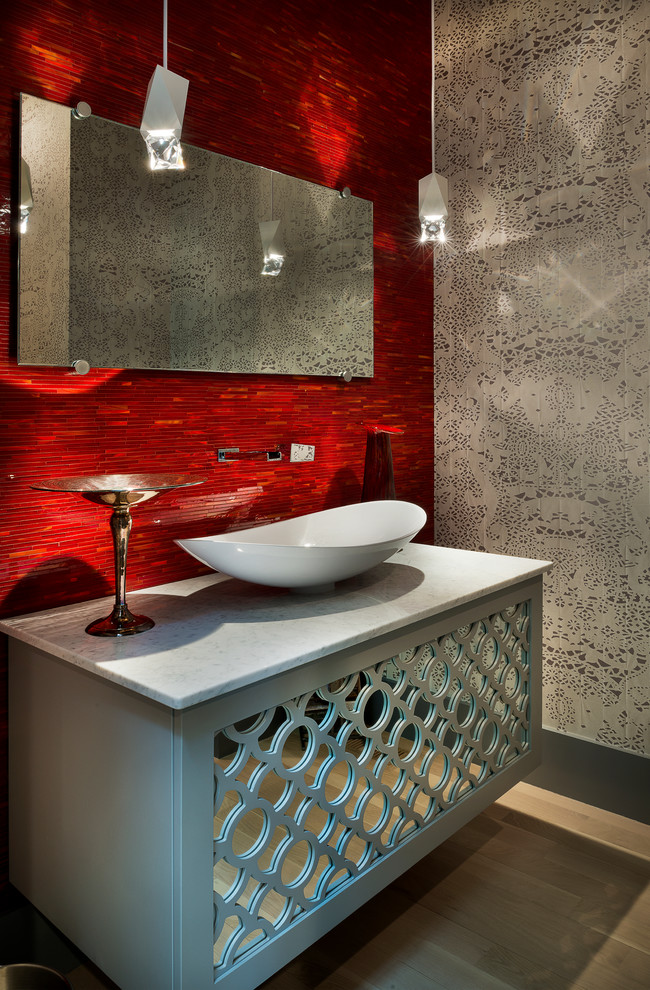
[217, 447, 282, 463]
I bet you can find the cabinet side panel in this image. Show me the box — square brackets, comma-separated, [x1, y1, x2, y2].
[9, 643, 174, 990]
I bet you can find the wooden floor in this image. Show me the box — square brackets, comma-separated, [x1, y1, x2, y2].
[66, 782, 650, 990]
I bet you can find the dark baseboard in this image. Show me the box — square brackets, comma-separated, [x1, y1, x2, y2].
[525, 728, 650, 825]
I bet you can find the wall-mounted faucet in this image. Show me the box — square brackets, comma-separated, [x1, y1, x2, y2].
[217, 447, 282, 463]
[217, 444, 315, 464]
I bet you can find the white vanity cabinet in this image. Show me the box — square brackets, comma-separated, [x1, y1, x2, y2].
[2, 545, 551, 990]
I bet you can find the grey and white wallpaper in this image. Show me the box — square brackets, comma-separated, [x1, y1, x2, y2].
[433, 0, 649, 755]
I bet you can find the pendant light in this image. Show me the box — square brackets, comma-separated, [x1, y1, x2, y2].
[19, 158, 33, 234]
[260, 173, 286, 276]
[419, 2, 448, 243]
[140, 0, 189, 170]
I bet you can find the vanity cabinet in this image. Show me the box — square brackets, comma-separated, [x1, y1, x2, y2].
[2, 545, 550, 990]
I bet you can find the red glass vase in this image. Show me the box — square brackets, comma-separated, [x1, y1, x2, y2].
[361, 424, 404, 501]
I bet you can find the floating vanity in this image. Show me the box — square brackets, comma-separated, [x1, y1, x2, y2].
[2, 544, 551, 990]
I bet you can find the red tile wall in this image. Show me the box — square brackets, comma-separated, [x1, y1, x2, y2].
[0, 0, 434, 894]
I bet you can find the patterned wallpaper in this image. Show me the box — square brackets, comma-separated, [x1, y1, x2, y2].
[433, 0, 650, 756]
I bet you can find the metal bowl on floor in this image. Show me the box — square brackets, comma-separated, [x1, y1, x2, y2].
[0, 965, 71, 989]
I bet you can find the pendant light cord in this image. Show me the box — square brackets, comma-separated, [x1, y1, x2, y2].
[431, 0, 435, 170]
[163, 0, 168, 69]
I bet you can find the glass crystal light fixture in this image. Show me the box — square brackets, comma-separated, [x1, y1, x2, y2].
[261, 255, 284, 277]
[140, 65, 188, 169]
[419, 4, 448, 243]
[259, 220, 285, 276]
[140, 1, 189, 170]
[260, 174, 286, 276]
[19, 158, 33, 234]
[419, 171, 448, 243]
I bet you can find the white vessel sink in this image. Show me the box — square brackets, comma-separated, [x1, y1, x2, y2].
[176, 500, 426, 590]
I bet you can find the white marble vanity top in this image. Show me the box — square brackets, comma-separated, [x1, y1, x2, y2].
[0, 544, 551, 710]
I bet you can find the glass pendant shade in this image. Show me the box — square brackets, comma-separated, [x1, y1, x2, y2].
[419, 171, 448, 243]
[20, 157, 33, 233]
[259, 219, 286, 276]
[140, 65, 189, 170]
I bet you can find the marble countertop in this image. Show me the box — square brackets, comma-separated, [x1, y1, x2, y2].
[0, 544, 551, 710]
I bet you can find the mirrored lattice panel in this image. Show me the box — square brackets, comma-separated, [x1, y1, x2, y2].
[213, 602, 530, 972]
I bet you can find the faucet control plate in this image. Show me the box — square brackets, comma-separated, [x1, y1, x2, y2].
[290, 444, 315, 462]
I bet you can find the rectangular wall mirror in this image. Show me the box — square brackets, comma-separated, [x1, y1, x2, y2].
[18, 94, 374, 377]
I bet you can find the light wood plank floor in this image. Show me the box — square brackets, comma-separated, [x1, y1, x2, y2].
[66, 783, 650, 990]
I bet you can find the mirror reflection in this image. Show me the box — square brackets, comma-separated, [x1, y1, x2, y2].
[19, 94, 374, 377]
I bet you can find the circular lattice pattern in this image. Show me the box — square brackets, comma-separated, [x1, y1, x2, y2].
[213, 601, 530, 971]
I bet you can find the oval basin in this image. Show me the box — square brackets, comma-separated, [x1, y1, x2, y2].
[176, 500, 426, 590]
